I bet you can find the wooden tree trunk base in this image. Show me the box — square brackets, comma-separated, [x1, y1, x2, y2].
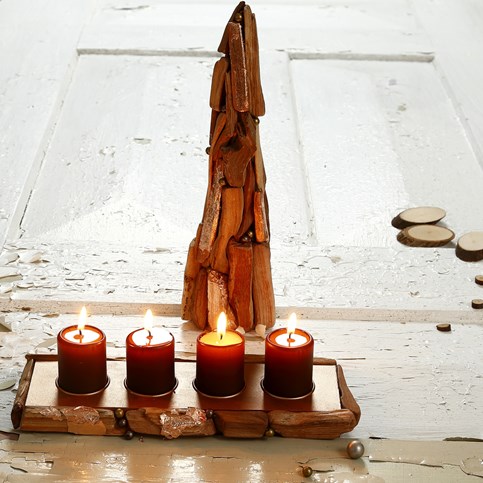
[12, 354, 360, 440]
[456, 232, 483, 262]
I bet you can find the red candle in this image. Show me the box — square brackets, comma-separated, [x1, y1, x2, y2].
[195, 312, 245, 397]
[125, 310, 176, 396]
[263, 313, 314, 398]
[57, 307, 108, 394]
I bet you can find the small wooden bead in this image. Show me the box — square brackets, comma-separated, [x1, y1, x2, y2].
[265, 428, 275, 437]
[253, 117, 260, 125]
[234, 12, 243, 22]
[205, 409, 214, 419]
[124, 430, 134, 440]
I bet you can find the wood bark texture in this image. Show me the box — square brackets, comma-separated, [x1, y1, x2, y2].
[182, 4, 275, 331]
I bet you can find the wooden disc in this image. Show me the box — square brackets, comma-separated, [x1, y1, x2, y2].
[392, 206, 446, 230]
[436, 323, 451, 332]
[455, 232, 483, 262]
[475, 275, 483, 286]
[397, 225, 455, 247]
[471, 299, 483, 309]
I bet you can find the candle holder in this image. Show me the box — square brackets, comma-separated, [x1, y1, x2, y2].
[259, 379, 315, 401]
[55, 376, 110, 397]
[124, 378, 178, 398]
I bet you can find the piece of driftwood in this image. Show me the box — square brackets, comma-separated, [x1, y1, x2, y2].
[243, 6, 265, 117]
[456, 232, 483, 262]
[210, 58, 229, 111]
[192, 268, 208, 330]
[252, 243, 276, 328]
[211, 188, 244, 273]
[228, 240, 254, 331]
[392, 206, 446, 230]
[13, 354, 360, 440]
[397, 225, 455, 247]
[182, 3, 274, 331]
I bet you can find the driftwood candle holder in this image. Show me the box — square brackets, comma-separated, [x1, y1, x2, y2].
[11, 354, 361, 440]
[182, 2, 275, 332]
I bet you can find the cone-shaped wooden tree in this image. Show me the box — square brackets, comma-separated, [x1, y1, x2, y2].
[181, 2, 275, 332]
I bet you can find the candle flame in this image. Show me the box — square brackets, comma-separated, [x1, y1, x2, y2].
[77, 306, 87, 332]
[217, 312, 227, 341]
[287, 312, 297, 338]
[144, 309, 153, 332]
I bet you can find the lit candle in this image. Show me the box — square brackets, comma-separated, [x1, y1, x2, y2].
[263, 313, 314, 398]
[195, 312, 245, 397]
[57, 307, 108, 394]
[125, 309, 176, 396]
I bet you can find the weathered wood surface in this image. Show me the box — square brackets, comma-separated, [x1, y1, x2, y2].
[181, 4, 274, 331]
[15, 356, 355, 440]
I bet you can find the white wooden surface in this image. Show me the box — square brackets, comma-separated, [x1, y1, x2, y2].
[1, 0, 483, 481]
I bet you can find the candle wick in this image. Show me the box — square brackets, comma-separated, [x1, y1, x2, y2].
[147, 330, 153, 346]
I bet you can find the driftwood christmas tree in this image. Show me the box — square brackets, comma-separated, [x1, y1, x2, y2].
[181, 2, 275, 332]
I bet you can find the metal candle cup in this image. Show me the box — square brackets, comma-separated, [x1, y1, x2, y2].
[57, 325, 108, 395]
[263, 327, 314, 399]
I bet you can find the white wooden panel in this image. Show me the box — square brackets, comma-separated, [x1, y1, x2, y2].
[20, 53, 310, 245]
[2, 240, 483, 318]
[292, 59, 483, 247]
[414, 0, 483, 163]
[79, 0, 431, 55]
[0, 0, 95, 245]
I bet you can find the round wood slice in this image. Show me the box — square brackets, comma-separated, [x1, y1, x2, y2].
[455, 232, 483, 262]
[391, 206, 446, 230]
[475, 275, 483, 286]
[397, 225, 455, 247]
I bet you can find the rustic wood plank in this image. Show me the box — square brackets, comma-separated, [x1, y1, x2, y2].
[235, 159, 256, 240]
[222, 113, 256, 187]
[227, 22, 249, 112]
[225, 71, 238, 137]
[191, 268, 208, 330]
[211, 188, 244, 274]
[269, 409, 358, 439]
[337, 365, 361, 423]
[253, 124, 266, 191]
[207, 269, 236, 330]
[254, 190, 269, 242]
[217, 1, 246, 54]
[181, 225, 202, 320]
[252, 243, 275, 328]
[228, 240, 253, 331]
[214, 410, 268, 438]
[11, 357, 35, 429]
[244, 7, 265, 117]
[209, 57, 229, 111]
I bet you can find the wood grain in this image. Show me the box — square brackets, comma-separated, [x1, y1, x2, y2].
[244, 7, 265, 116]
[252, 243, 275, 328]
[227, 22, 249, 112]
[209, 57, 229, 111]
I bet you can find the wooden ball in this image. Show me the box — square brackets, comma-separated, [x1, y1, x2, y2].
[124, 430, 134, 440]
[265, 428, 275, 437]
[234, 12, 243, 22]
[117, 418, 127, 428]
[347, 440, 365, 459]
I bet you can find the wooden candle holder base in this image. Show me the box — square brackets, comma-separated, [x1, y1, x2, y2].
[11, 354, 360, 439]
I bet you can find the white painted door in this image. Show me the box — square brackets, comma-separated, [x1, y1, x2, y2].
[1, 0, 483, 319]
